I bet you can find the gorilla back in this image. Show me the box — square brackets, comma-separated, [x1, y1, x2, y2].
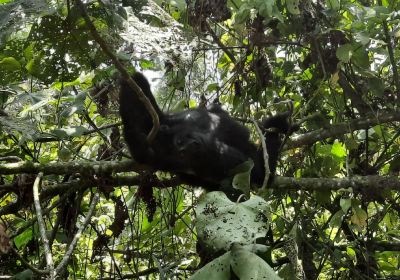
[119, 73, 289, 189]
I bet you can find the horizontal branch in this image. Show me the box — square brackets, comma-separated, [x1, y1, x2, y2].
[269, 175, 400, 192]
[285, 110, 400, 150]
[2, 161, 399, 194]
[0, 160, 144, 176]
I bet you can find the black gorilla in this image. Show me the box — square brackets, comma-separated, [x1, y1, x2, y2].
[119, 73, 290, 190]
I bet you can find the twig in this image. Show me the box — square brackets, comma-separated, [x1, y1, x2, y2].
[378, 0, 400, 101]
[12, 186, 80, 238]
[250, 118, 270, 189]
[9, 246, 49, 275]
[203, 21, 236, 63]
[55, 193, 100, 274]
[34, 122, 122, 143]
[75, 0, 160, 142]
[32, 173, 55, 277]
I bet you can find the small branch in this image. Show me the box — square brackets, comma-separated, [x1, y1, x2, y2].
[75, 0, 160, 142]
[311, 37, 327, 79]
[33, 123, 122, 143]
[377, 0, 400, 98]
[55, 193, 99, 274]
[203, 21, 236, 63]
[250, 118, 269, 189]
[32, 173, 55, 276]
[338, 71, 370, 115]
[9, 246, 49, 275]
[11, 186, 81, 238]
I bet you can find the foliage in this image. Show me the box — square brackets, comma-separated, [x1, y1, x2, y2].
[195, 192, 270, 252]
[190, 244, 281, 280]
[0, 0, 400, 279]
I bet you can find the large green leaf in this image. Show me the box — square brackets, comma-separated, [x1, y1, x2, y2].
[195, 192, 270, 252]
[190, 245, 281, 280]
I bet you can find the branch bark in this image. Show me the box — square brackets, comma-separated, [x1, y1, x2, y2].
[0, 160, 140, 176]
[32, 173, 55, 276]
[284, 110, 400, 150]
[267, 175, 400, 192]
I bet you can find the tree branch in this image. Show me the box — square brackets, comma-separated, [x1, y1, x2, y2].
[32, 173, 55, 278]
[284, 110, 400, 150]
[55, 193, 99, 274]
[251, 118, 269, 189]
[267, 175, 400, 192]
[0, 160, 140, 176]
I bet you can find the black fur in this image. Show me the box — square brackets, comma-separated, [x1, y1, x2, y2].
[119, 73, 290, 189]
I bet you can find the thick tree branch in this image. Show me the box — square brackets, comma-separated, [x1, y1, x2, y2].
[2, 161, 400, 196]
[285, 110, 400, 150]
[0, 160, 140, 176]
[267, 175, 400, 192]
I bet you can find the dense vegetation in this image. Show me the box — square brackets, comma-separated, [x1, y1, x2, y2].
[0, 0, 399, 279]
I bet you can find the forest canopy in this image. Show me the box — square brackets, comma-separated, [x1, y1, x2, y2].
[0, 0, 399, 279]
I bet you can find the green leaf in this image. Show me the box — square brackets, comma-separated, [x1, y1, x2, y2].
[190, 245, 281, 280]
[351, 206, 367, 227]
[206, 83, 219, 92]
[336, 44, 353, 63]
[286, 0, 300, 15]
[231, 160, 254, 195]
[331, 141, 346, 158]
[352, 46, 370, 69]
[346, 247, 356, 259]
[139, 59, 156, 69]
[354, 31, 370, 45]
[195, 192, 270, 252]
[14, 228, 33, 249]
[368, 77, 385, 96]
[58, 147, 72, 161]
[25, 53, 44, 76]
[235, 5, 251, 24]
[326, 0, 340, 10]
[171, 99, 187, 111]
[189, 252, 231, 280]
[13, 269, 34, 280]
[315, 190, 331, 205]
[340, 198, 351, 213]
[0, 57, 21, 71]
[258, 0, 274, 18]
[51, 126, 89, 138]
[330, 210, 345, 227]
[231, 245, 282, 279]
